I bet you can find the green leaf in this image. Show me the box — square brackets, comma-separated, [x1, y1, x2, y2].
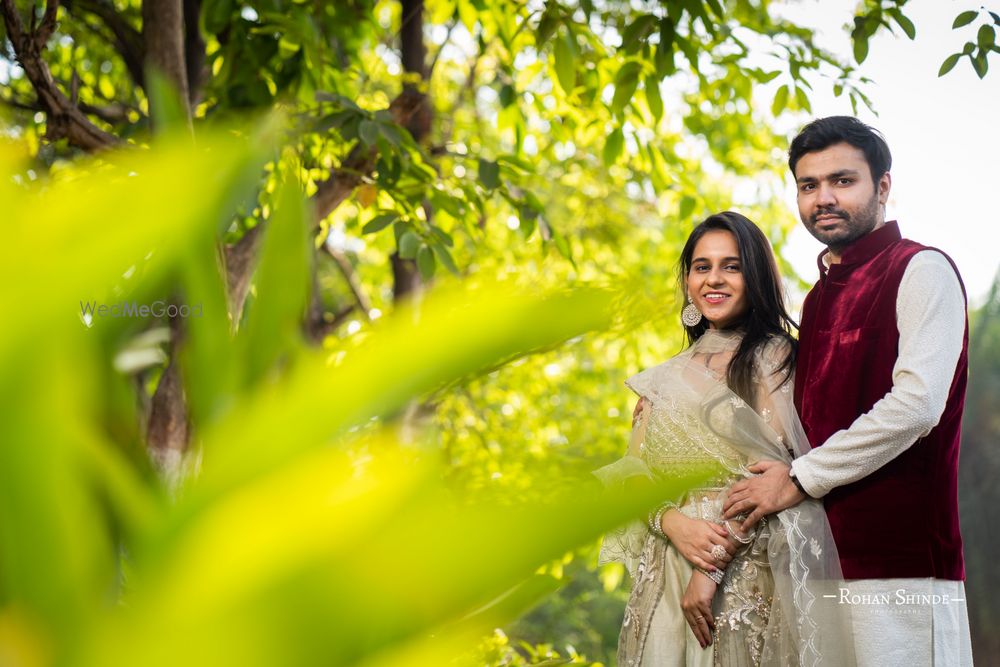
[458, 574, 564, 629]
[659, 17, 675, 48]
[201, 0, 235, 35]
[794, 86, 812, 113]
[888, 9, 916, 39]
[429, 225, 455, 247]
[603, 128, 624, 168]
[675, 35, 699, 72]
[180, 234, 238, 430]
[852, 31, 869, 64]
[938, 53, 962, 76]
[146, 68, 189, 134]
[431, 243, 459, 275]
[644, 77, 663, 122]
[522, 190, 545, 213]
[978, 24, 996, 50]
[991, 11, 1000, 26]
[377, 122, 402, 146]
[552, 229, 573, 264]
[398, 231, 421, 259]
[963, 41, 976, 55]
[517, 206, 537, 239]
[621, 14, 657, 53]
[535, 11, 557, 47]
[611, 62, 641, 115]
[553, 33, 576, 94]
[498, 83, 516, 107]
[771, 84, 789, 116]
[953, 10, 978, 29]
[119, 450, 715, 666]
[362, 213, 397, 234]
[655, 18, 676, 77]
[758, 70, 781, 83]
[679, 195, 696, 220]
[416, 244, 436, 279]
[478, 158, 500, 190]
[649, 146, 672, 190]
[972, 51, 989, 78]
[862, 13, 880, 38]
[457, 0, 478, 32]
[0, 119, 277, 641]
[358, 120, 378, 146]
[496, 153, 535, 173]
[238, 178, 311, 388]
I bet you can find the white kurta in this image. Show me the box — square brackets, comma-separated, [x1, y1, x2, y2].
[790, 249, 973, 666]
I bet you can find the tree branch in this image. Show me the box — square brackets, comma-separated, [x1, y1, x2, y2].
[0, 94, 41, 112]
[222, 224, 261, 325]
[34, 0, 58, 49]
[427, 18, 457, 79]
[324, 246, 372, 320]
[305, 303, 357, 343]
[62, 0, 145, 88]
[79, 100, 135, 124]
[0, 0, 120, 151]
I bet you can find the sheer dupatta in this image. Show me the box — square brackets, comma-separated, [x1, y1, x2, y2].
[596, 331, 855, 666]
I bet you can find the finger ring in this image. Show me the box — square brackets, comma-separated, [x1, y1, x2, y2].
[694, 616, 704, 621]
[710, 544, 727, 561]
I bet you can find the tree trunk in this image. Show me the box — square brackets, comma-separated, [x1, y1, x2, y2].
[394, 0, 431, 304]
[394, 0, 436, 443]
[182, 0, 205, 106]
[142, 0, 191, 120]
[147, 313, 189, 481]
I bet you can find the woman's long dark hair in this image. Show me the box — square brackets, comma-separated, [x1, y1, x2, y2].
[679, 211, 798, 404]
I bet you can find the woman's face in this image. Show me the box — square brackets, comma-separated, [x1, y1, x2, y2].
[686, 230, 749, 330]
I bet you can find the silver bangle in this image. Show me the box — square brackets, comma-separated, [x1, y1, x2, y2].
[725, 519, 753, 545]
[697, 566, 724, 584]
[648, 500, 679, 540]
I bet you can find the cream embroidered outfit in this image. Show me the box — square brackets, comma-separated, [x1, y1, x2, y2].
[596, 330, 853, 666]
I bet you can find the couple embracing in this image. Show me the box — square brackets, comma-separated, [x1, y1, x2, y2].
[596, 116, 973, 666]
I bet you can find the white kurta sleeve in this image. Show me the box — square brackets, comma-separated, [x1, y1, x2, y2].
[790, 250, 966, 498]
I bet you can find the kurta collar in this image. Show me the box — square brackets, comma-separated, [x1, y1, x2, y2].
[817, 220, 901, 275]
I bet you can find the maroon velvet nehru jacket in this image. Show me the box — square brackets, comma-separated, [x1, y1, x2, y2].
[793, 221, 968, 580]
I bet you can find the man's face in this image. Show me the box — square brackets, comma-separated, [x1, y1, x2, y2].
[793, 142, 891, 254]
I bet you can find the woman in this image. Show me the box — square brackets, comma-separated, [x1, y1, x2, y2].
[595, 212, 852, 666]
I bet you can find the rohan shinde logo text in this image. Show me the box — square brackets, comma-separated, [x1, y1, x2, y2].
[833, 587, 958, 606]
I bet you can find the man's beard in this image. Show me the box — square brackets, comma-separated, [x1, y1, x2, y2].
[805, 193, 881, 252]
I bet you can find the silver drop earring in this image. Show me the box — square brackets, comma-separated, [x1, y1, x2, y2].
[681, 294, 703, 327]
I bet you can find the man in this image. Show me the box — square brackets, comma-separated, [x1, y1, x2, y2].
[721, 116, 973, 665]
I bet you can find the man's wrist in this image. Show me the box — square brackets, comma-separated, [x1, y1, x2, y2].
[789, 468, 810, 498]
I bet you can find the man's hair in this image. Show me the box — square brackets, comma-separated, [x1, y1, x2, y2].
[788, 116, 892, 184]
